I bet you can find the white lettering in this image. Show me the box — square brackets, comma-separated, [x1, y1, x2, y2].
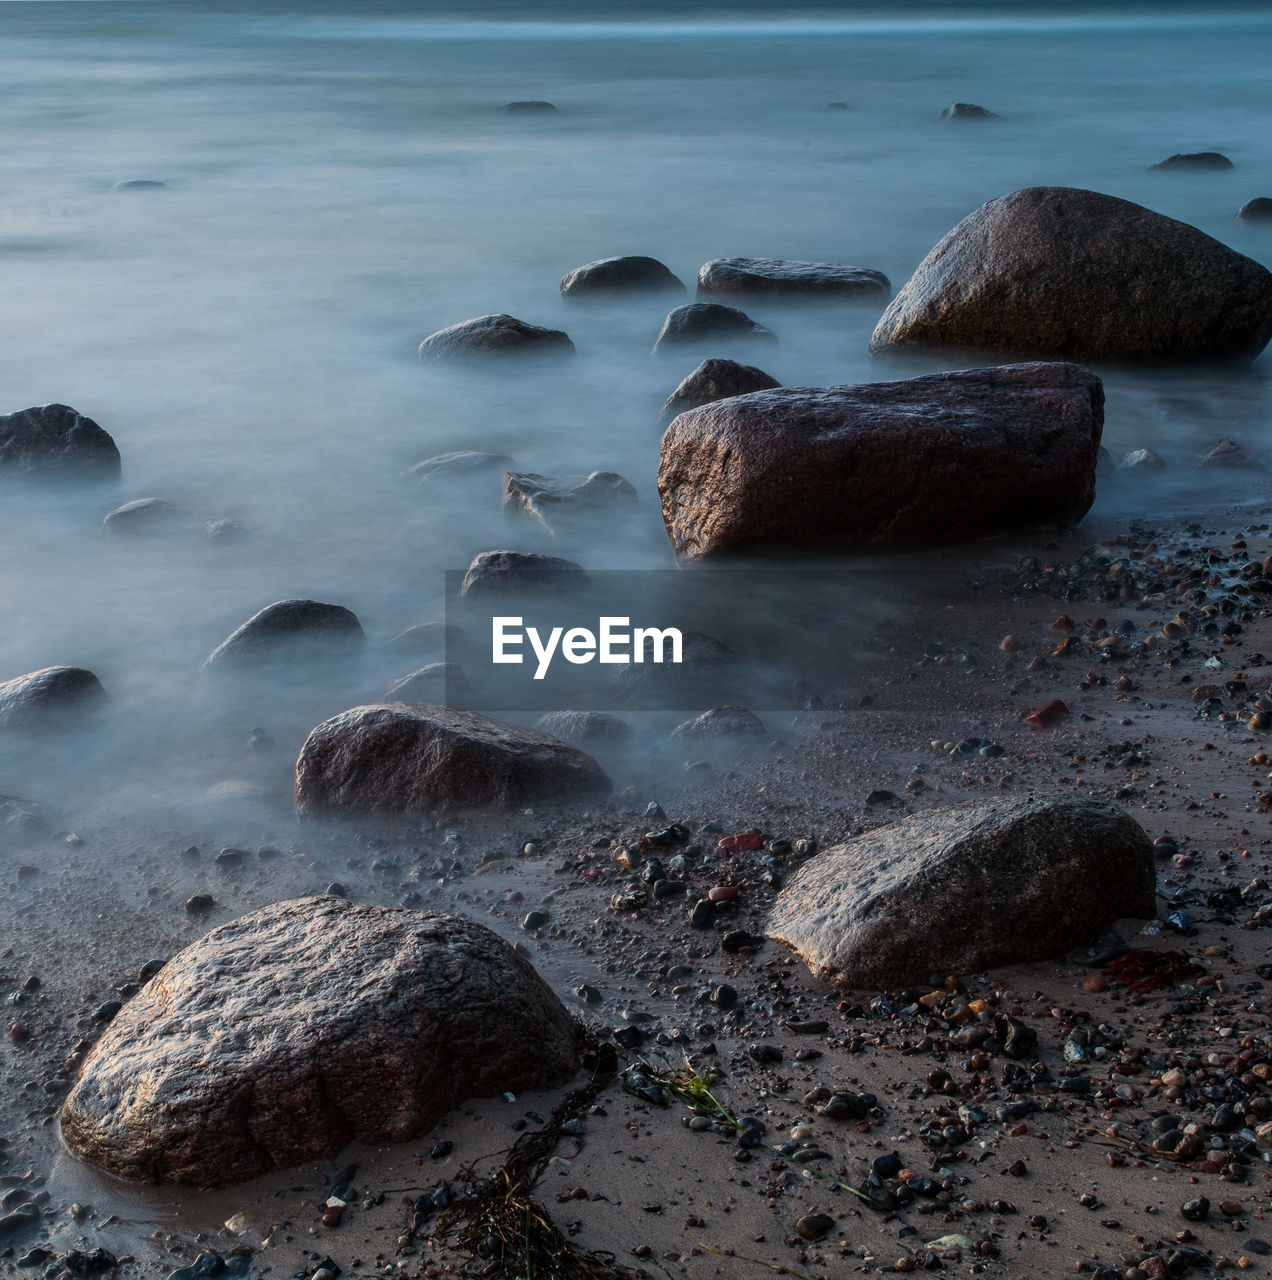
[527, 625, 563, 680]
[633, 626, 683, 665]
[492, 617, 524, 663]
[599, 616, 630, 663]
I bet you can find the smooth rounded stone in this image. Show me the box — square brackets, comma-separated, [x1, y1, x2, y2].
[869, 186, 1272, 363]
[658, 362, 1103, 560]
[1151, 152, 1234, 171]
[533, 710, 633, 746]
[458, 549, 587, 598]
[204, 600, 364, 670]
[112, 178, 167, 190]
[670, 705, 766, 739]
[1237, 197, 1272, 223]
[0, 403, 120, 481]
[101, 497, 189, 535]
[1119, 448, 1166, 472]
[795, 1212, 835, 1241]
[408, 450, 514, 485]
[651, 303, 775, 355]
[697, 257, 889, 302]
[939, 102, 997, 119]
[386, 621, 468, 657]
[560, 255, 685, 300]
[385, 663, 467, 703]
[418, 314, 574, 363]
[0, 666, 106, 731]
[60, 896, 579, 1186]
[767, 795, 1155, 989]
[1197, 437, 1263, 470]
[295, 703, 610, 820]
[503, 470, 637, 533]
[658, 357, 780, 426]
[501, 100, 557, 112]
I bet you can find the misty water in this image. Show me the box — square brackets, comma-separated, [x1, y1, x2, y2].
[1, 0, 1271, 817]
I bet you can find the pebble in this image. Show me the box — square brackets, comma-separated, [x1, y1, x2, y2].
[522, 909, 550, 931]
[185, 894, 215, 914]
[795, 1212, 835, 1241]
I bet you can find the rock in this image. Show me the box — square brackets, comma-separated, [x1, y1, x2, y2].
[651, 303, 774, 355]
[386, 663, 467, 703]
[1197, 438, 1263, 470]
[1237, 197, 1272, 223]
[409, 450, 514, 484]
[418, 314, 573, 363]
[458, 549, 587, 598]
[939, 102, 997, 119]
[613, 630, 736, 708]
[204, 519, 247, 542]
[1119, 448, 1166, 472]
[795, 1212, 835, 1241]
[102, 497, 188, 535]
[869, 186, 1272, 363]
[61, 897, 578, 1185]
[767, 795, 1156, 988]
[659, 357, 781, 426]
[533, 710, 633, 746]
[560, 256, 685, 299]
[503, 470, 637, 532]
[0, 666, 106, 730]
[111, 178, 167, 190]
[670, 705, 765, 739]
[501, 100, 557, 113]
[1151, 152, 1234, 171]
[824, 101, 849, 110]
[657, 361, 1103, 560]
[697, 257, 889, 302]
[205, 600, 364, 670]
[295, 703, 610, 820]
[386, 621, 467, 657]
[0, 404, 120, 481]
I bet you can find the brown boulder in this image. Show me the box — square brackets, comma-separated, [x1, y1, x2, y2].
[60, 897, 578, 1186]
[657, 361, 1103, 561]
[869, 187, 1272, 363]
[295, 703, 610, 820]
[767, 795, 1156, 989]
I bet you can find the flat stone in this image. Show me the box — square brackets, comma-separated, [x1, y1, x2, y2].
[697, 257, 889, 302]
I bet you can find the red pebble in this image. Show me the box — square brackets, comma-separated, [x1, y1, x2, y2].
[717, 833, 764, 854]
[1024, 699, 1069, 728]
[708, 885, 739, 903]
[322, 1205, 344, 1228]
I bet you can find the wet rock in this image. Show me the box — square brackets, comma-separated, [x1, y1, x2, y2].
[102, 497, 189, 535]
[1181, 1197, 1211, 1221]
[458, 549, 586, 598]
[385, 663, 467, 704]
[0, 1202, 39, 1237]
[1151, 152, 1234, 171]
[869, 186, 1272, 362]
[61, 897, 578, 1186]
[795, 1212, 835, 1241]
[0, 666, 106, 731]
[651, 303, 774, 355]
[1197, 437, 1263, 470]
[408, 451, 514, 485]
[503, 470, 637, 533]
[533, 710, 633, 746]
[1119, 447, 1166, 472]
[295, 703, 609, 820]
[767, 795, 1156, 988]
[0, 403, 120, 481]
[940, 102, 997, 119]
[658, 357, 780, 426]
[696, 256, 889, 302]
[1237, 197, 1272, 223]
[670, 705, 766, 739]
[62, 1248, 118, 1275]
[560, 255, 685, 299]
[418, 314, 574, 363]
[658, 362, 1103, 560]
[205, 599, 364, 670]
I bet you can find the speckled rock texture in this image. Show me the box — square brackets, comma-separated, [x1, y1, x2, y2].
[697, 257, 889, 301]
[0, 404, 120, 480]
[418, 313, 574, 362]
[767, 795, 1156, 989]
[295, 703, 610, 819]
[0, 666, 106, 730]
[204, 599, 364, 670]
[869, 187, 1272, 363]
[658, 358, 780, 426]
[61, 897, 579, 1186]
[458, 549, 587, 597]
[657, 361, 1103, 560]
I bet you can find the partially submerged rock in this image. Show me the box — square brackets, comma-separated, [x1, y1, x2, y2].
[671, 705, 765, 739]
[458, 549, 587, 598]
[0, 404, 120, 482]
[869, 187, 1272, 363]
[409, 450, 514, 484]
[102, 497, 188, 535]
[503, 470, 637, 532]
[767, 795, 1156, 988]
[652, 303, 774, 355]
[939, 102, 997, 119]
[560, 255, 685, 299]
[1197, 438, 1263, 471]
[0, 666, 106, 731]
[1237, 197, 1272, 223]
[697, 257, 889, 302]
[1119, 447, 1166, 473]
[295, 703, 610, 820]
[659, 357, 781, 426]
[534, 710, 633, 746]
[1150, 151, 1234, 171]
[204, 600, 365, 670]
[657, 362, 1103, 560]
[418, 314, 574, 363]
[386, 662, 467, 703]
[61, 897, 578, 1186]
[501, 100, 557, 113]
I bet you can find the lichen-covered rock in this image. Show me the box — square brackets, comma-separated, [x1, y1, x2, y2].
[659, 358, 781, 426]
[61, 897, 579, 1186]
[870, 187, 1272, 362]
[204, 600, 364, 670]
[418, 314, 574, 363]
[657, 362, 1103, 560]
[0, 666, 106, 730]
[767, 795, 1156, 988]
[295, 703, 609, 819]
[697, 257, 889, 302]
[560, 255, 685, 299]
[0, 404, 120, 481]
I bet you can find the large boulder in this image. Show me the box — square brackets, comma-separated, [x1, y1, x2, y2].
[697, 257, 889, 302]
[652, 303, 774, 355]
[418, 314, 574, 363]
[767, 795, 1156, 989]
[60, 897, 579, 1186]
[295, 703, 610, 820]
[869, 187, 1272, 363]
[659, 358, 780, 426]
[204, 600, 364, 670]
[560, 255, 685, 299]
[0, 666, 106, 730]
[657, 361, 1103, 560]
[0, 404, 120, 481]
